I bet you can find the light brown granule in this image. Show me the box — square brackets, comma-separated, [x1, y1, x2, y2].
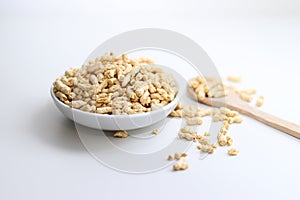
[239, 92, 253, 102]
[169, 103, 211, 120]
[188, 76, 227, 101]
[113, 131, 128, 138]
[226, 136, 233, 146]
[197, 143, 215, 154]
[174, 152, 188, 160]
[181, 153, 188, 157]
[212, 107, 243, 124]
[169, 109, 183, 117]
[228, 148, 239, 156]
[256, 95, 264, 107]
[227, 76, 241, 82]
[152, 129, 159, 135]
[175, 102, 183, 110]
[231, 116, 243, 123]
[173, 157, 189, 171]
[240, 89, 256, 95]
[186, 116, 203, 125]
[167, 155, 174, 161]
[200, 145, 214, 154]
[204, 131, 211, 136]
[220, 127, 228, 135]
[178, 127, 198, 141]
[218, 133, 227, 146]
[174, 153, 181, 160]
[198, 136, 211, 146]
[223, 120, 230, 129]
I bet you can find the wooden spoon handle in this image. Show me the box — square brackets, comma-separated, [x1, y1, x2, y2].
[227, 102, 300, 139]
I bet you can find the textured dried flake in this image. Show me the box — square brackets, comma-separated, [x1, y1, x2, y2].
[169, 103, 211, 119]
[212, 107, 242, 125]
[204, 131, 211, 136]
[138, 57, 155, 65]
[96, 107, 112, 114]
[53, 53, 178, 115]
[232, 116, 243, 123]
[175, 102, 183, 110]
[174, 153, 181, 160]
[89, 74, 98, 85]
[226, 111, 239, 118]
[180, 127, 193, 133]
[54, 80, 71, 95]
[213, 114, 226, 122]
[197, 109, 211, 117]
[71, 100, 87, 108]
[55, 91, 68, 102]
[218, 133, 227, 146]
[256, 96, 264, 107]
[173, 157, 189, 171]
[220, 127, 228, 135]
[227, 76, 241, 82]
[178, 127, 198, 141]
[181, 153, 188, 157]
[223, 120, 230, 129]
[198, 136, 211, 145]
[173, 152, 188, 160]
[226, 136, 233, 146]
[201, 145, 214, 154]
[239, 92, 253, 102]
[77, 83, 93, 91]
[228, 148, 239, 156]
[80, 104, 92, 112]
[197, 144, 215, 153]
[167, 155, 174, 161]
[68, 92, 76, 99]
[188, 76, 210, 101]
[169, 110, 183, 117]
[240, 89, 256, 95]
[152, 129, 159, 135]
[64, 100, 72, 107]
[186, 117, 203, 125]
[113, 131, 128, 138]
[65, 67, 77, 77]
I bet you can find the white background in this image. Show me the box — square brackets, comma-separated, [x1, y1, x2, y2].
[0, 0, 300, 200]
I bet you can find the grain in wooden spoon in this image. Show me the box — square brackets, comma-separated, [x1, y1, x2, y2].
[187, 84, 300, 139]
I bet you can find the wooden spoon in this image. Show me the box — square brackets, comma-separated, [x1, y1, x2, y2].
[187, 86, 300, 139]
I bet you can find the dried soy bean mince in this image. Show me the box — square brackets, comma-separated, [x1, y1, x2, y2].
[256, 95, 264, 107]
[54, 52, 263, 171]
[168, 153, 189, 171]
[173, 157, 189, 171]
[188, 75, 264, 106]
[53, 53, 178, 115]
[168, 75, 263, 171]
[113, 130, 128, 138]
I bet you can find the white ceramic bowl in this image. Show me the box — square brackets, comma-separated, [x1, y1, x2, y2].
[50, 65, 184, 130]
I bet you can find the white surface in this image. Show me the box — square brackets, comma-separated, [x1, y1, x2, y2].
[1, 1, 300, 200]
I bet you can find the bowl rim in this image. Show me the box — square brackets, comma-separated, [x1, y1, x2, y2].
[50, 67, 184, 119]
